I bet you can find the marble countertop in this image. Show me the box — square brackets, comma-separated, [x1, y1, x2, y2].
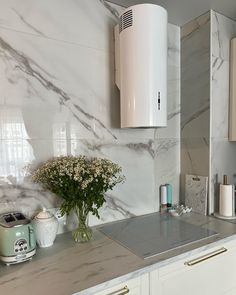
[1, 213, 236, 295]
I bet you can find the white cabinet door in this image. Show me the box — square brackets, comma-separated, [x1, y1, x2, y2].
[95, 274, 149, 295]
[150, 240, 236, 295]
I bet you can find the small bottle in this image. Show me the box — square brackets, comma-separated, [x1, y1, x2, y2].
[160, 185, 167, 212]
[166, 184, 173, 210]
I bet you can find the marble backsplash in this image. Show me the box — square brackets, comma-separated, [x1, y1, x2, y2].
[210, 11, 236, 213]
[0, 0, 180, 226]
[181, 10, 236, 214]
[180, 12, 210, 204]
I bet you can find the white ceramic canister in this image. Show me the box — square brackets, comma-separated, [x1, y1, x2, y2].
[33, 208, 59, 248]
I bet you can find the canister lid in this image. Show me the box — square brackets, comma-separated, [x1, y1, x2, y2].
[35, 208, 54, 220]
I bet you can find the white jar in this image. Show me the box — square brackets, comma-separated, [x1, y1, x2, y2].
[33, 208, 59, 248]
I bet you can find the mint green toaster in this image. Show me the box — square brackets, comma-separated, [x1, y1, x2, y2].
[0, 212, 36, 265]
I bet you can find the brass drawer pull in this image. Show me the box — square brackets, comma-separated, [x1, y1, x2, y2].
[107, 285, 130, 295]
[185, 247, 227, 266]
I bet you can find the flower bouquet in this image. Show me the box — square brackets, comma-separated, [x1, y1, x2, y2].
[31, 155, 125, 242]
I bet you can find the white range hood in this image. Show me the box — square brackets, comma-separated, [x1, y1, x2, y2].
[115, 4, 168, 128]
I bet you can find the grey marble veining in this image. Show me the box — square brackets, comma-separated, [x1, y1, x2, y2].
[181, 10, 236, 214]
[180, 12, 210, 202]
[157, 24, 181, 140]
[81, 139, 155, 159]
[11, 8, 46, 37]
[0, 0, 181, 226]
[1, 213, 236, 295]
[181, 12, 210, 139]
[0, 35, 118, 142]
[210, 11, 236, 213]
[211, 11, 236, 139]
[0, 0, 124, 51]
[181, 137, 209, 176]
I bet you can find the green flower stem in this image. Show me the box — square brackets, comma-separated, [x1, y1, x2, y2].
[73, 205, 92, 243]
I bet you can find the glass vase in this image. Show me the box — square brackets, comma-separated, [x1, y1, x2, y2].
[73, 207, 93, 243]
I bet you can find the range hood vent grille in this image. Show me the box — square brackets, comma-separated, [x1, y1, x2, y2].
[119, 10, 133, 33]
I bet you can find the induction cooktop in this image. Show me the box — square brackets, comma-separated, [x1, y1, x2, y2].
[98, 213, 218, 259]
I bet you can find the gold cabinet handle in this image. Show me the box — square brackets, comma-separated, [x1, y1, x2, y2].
[107, 285, 130, 295]
[185, 247, 227, 266]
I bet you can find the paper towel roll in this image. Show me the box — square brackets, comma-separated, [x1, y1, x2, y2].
[219, 184, 235, 217]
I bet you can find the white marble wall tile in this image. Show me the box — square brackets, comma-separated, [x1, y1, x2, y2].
[0, 0, 124, 52]
[0, 29, 113, 141]
[181, 12, 210, 139]
[181, 138, 209, 177]
[0, 26, 156, 143]
[211, 11, 236, 139]
[156, 24, 180, 139]
[74, 138, 156, 218]
[181, 10, 236, 215]
[0, 0, 181, 226]
[0, 139, 156, 225]
[211, 58, 230, 138]
[0, 184, 61, 217]
[210, 11, 236, 213]
[181, 12, 211, 204]
[211, 11, 236, 63]
[154, 138, 180, 210]
[0, 137, 157, 224]
[0, 138, 157, 227]
[210, 138, 236, 212]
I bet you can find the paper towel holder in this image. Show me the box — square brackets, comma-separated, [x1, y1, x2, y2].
[214, 175, 236, 220]
[214, 212, 236, 220]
